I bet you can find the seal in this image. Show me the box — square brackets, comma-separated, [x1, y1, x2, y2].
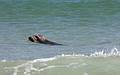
[28, 34, 63, 45]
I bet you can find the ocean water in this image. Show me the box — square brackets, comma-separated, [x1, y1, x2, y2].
[0, 0, 120, 75]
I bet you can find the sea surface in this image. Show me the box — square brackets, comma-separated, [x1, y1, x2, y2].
[0, 0, 120, 75]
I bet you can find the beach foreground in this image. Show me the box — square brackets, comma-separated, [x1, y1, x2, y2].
[1, 49, 120, 75]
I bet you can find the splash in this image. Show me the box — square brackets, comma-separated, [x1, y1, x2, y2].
[5, 57, 57, 75]
[61, 48, 120, 57]
[90, 48, 120, 57]
[4, 47, 120, 75]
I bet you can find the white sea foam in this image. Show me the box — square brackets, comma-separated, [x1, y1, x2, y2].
[90, 48, 120, 57]
[1, 59, 7, 62]
[66, 62, 79, 68]
[32, 57, 57, 63]
[61, 48, 120, 57]
[3, 56, 57, 75]
[4, 47, 120, 75]
[84, 72, 89, 75]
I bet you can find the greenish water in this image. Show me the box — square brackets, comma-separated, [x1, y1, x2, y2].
[0, 0, 120, 20]
[1, 54, 120, 75]
[0, 0, 120, 75]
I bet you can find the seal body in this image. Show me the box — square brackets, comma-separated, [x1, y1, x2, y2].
[28, 34, 62, 45]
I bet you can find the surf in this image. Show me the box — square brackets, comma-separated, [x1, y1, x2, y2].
[1, 48, 120, 75]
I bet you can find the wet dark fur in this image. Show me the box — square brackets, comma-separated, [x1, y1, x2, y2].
[28, 36, 62, 45]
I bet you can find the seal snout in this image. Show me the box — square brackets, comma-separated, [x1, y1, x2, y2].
[28, 36, 35, 42]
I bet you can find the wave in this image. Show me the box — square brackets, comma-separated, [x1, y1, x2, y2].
[1, 48, 120, 75]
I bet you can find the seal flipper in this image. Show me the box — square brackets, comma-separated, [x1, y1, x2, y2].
[34, 35, 45, 43]
[44, 40, 63, 45]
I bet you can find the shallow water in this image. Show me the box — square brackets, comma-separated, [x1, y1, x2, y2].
[1, 48, 120, 75]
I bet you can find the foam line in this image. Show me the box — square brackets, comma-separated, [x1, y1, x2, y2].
[90, 48, 120, 57]
[4, 47, 120, 75]
[32, 57, 57, 63]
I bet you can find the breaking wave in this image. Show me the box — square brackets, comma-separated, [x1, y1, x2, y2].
[1, 47, 120, 75]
